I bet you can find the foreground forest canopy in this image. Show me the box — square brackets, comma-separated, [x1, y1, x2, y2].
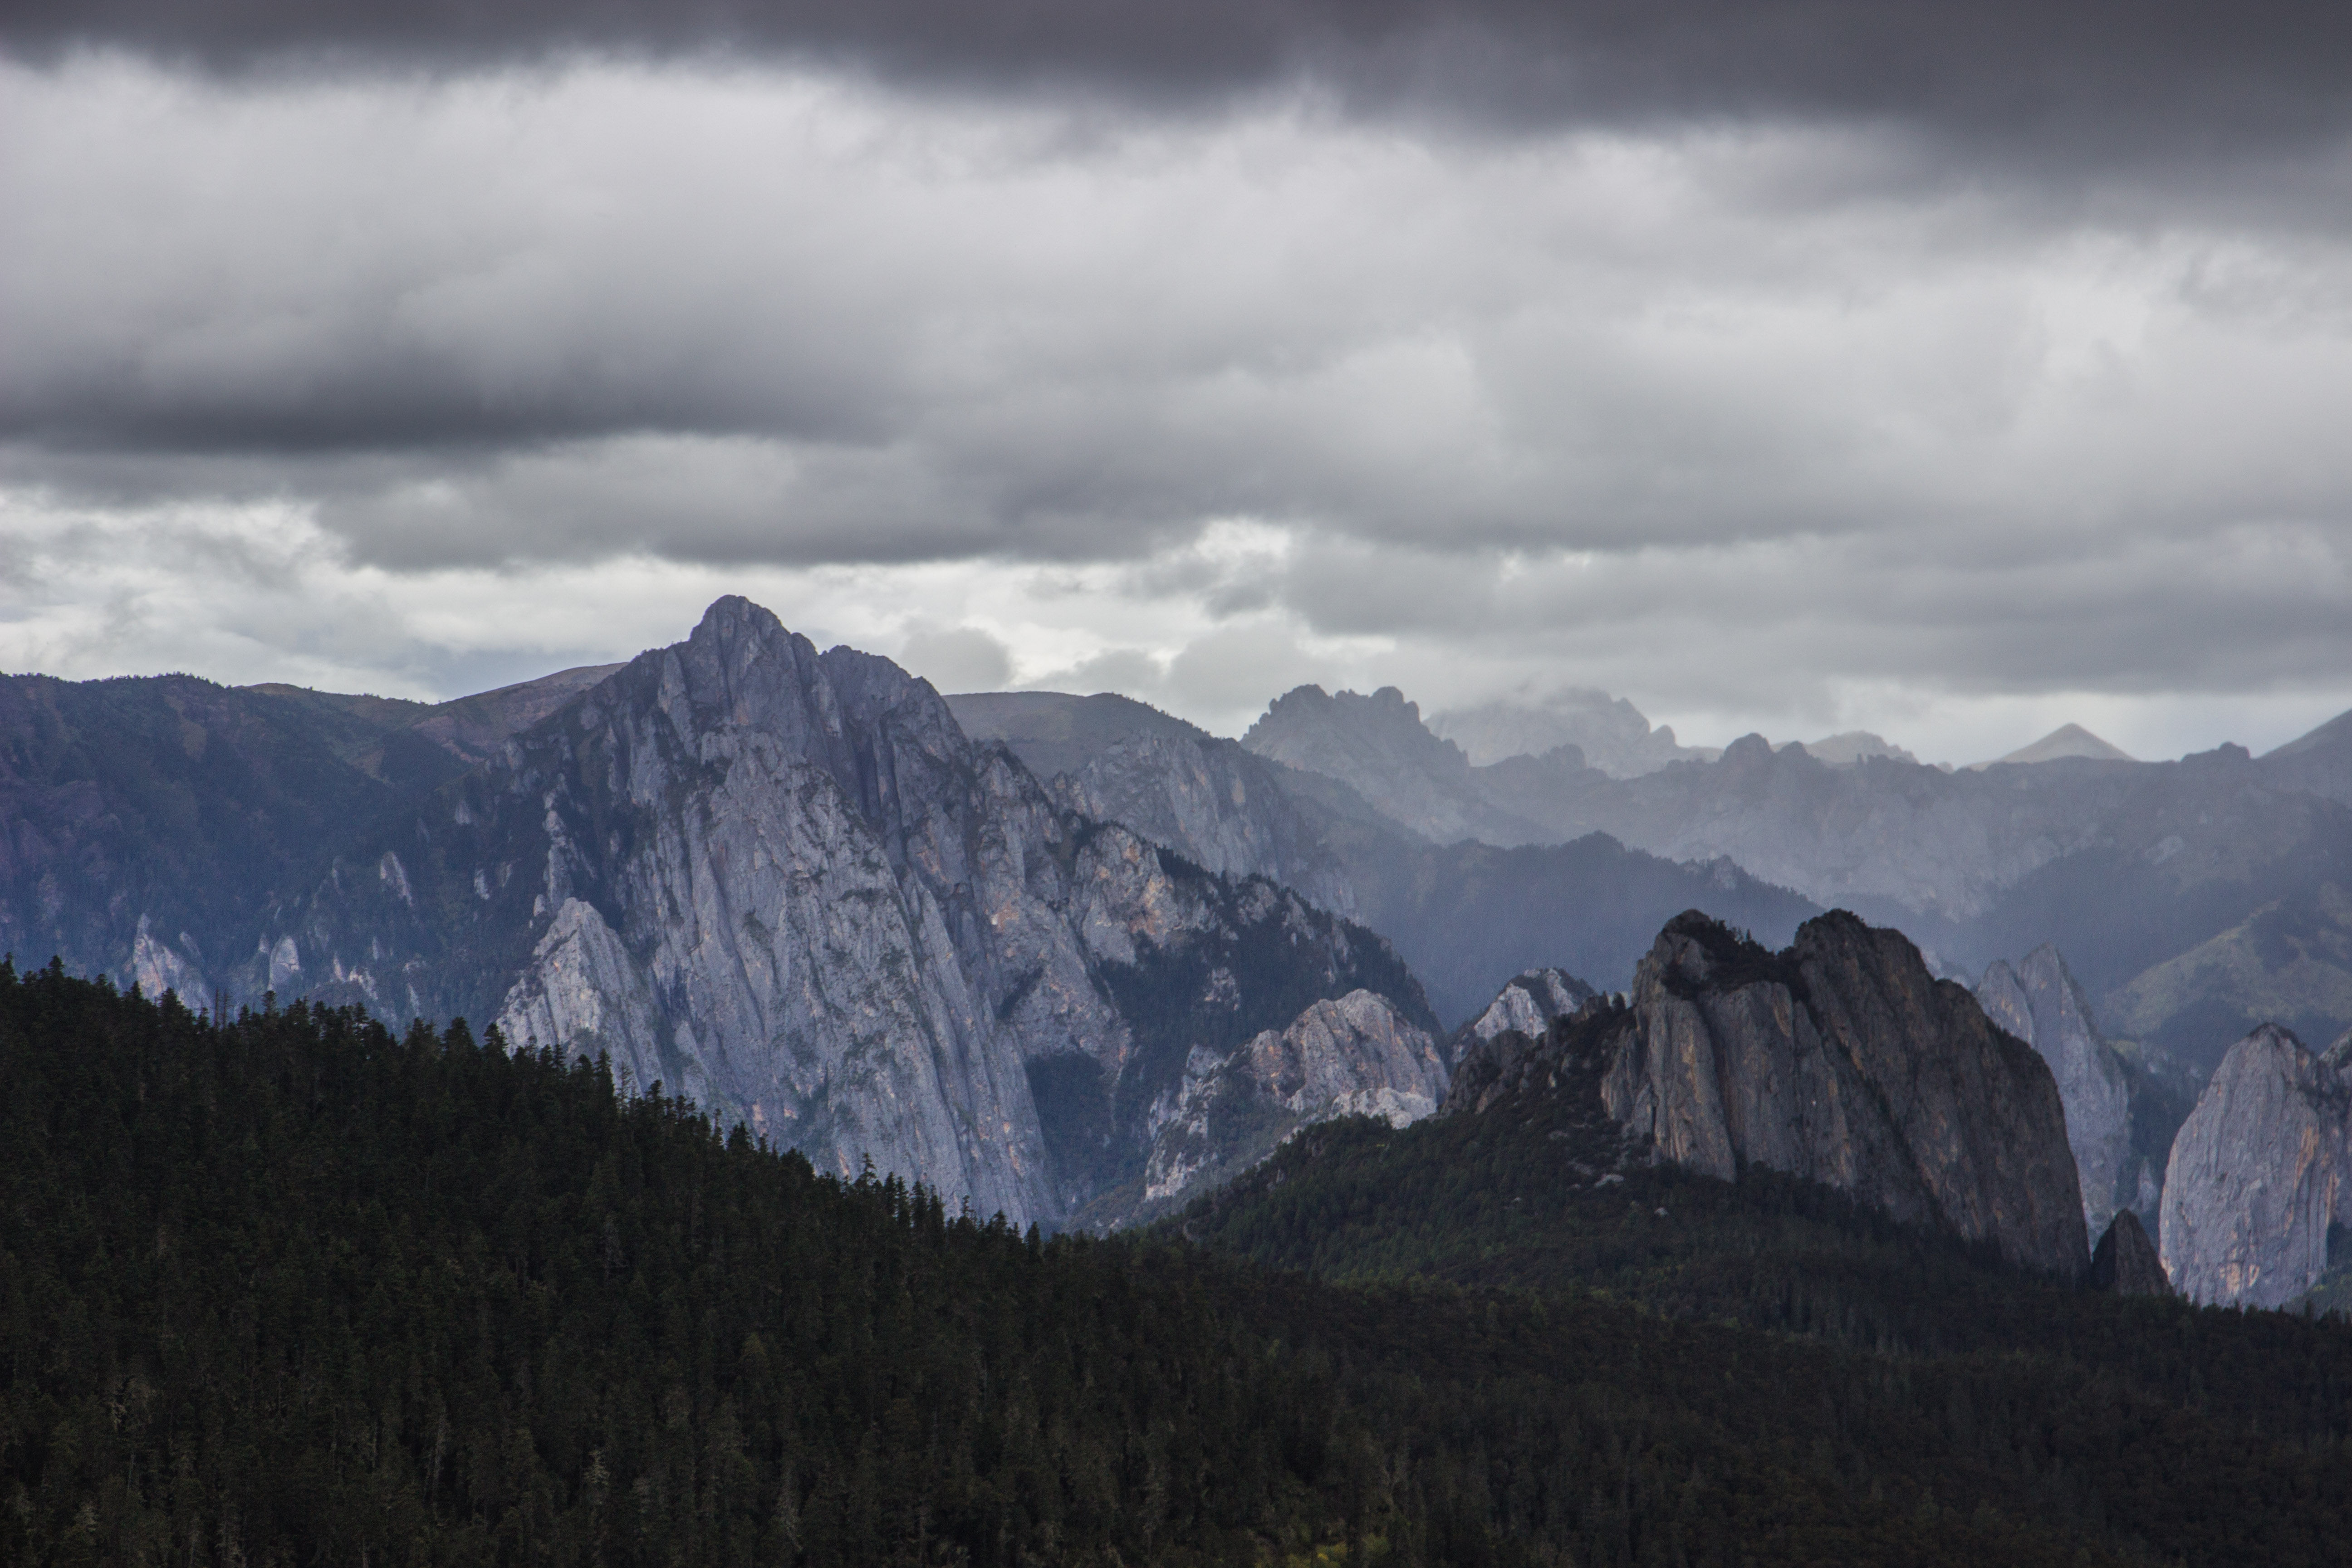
[8, 968, 2352, 1565]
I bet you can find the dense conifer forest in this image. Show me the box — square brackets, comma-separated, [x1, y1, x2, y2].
[8, 961, 2352, 1565]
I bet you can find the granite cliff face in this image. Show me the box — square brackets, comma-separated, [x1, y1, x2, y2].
[1118, 989, 1446, 1225]
[2159, 1024, 2352, 1307]
[276, 599, 1433, 1229]
[1447, 911, 2090, 1275]
[1976, 948, 2136, 1234]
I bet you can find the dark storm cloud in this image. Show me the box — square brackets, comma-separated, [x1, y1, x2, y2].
[10, 0, 2352, 168]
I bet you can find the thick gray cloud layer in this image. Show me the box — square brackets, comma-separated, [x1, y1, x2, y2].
[3, 11, 2350, 759]
[12, 0, 2352, 177]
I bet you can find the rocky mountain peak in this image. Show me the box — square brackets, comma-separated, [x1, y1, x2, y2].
[1975, 723, 2136, 769]
[1122, 988, 1447, 1224]
[274, 597, 1433, 1230]
[1447, 908, 2089, 1275]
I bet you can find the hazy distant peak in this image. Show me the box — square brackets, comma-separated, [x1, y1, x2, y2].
[1245, 685, 1464, 768]
[2265, 707, 2352, 760]
[944, 690, 1210, 779]
[1974, 723, 2136, 769]
[1429, 689, 1716, 777]
[1774, 731, 1919, 767]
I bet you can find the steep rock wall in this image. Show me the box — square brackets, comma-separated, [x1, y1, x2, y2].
[1447, 911, 2089, 1274]
[1977, 947, 2135, 1234]
[2160, 1024, 2352, 1307]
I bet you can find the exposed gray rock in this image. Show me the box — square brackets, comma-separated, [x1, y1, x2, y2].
[1455, 967, 1596, 1055]
[2089, 1210, 2171, 1295]
[497, 897, 670, 1098]
[1976, 947, 2134, 1235]
[279, 598, 1434, 1230]
[1130, 989, 1446, 1220]
[129, 915, 205, 1002]
[1447, 910, 2090, 1275]
[2160, 1024, 2352, 1307]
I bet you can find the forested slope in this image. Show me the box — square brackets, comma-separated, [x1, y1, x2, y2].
[6, 965, 2350, 1565]
[1172, 1076, 2352, 1565]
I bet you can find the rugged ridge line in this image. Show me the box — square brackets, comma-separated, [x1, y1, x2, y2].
[272, 598, 1435, 1228]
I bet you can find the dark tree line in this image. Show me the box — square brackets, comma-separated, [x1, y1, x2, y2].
[5, 960, 2349, 1565]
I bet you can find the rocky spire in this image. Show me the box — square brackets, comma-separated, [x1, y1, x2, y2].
[2160, 1024, 2352, 1307]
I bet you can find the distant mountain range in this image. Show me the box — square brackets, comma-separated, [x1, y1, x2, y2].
[7, 599, 2351, 1247]
[1214, 681, 2352, 1072]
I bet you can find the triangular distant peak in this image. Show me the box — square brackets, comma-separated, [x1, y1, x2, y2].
[1975, 723, 2136, 768]
[2264, 706, 2352, 759]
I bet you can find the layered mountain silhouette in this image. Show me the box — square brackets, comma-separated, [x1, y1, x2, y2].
[1225, 681, 2352, 1070]
[949, 688, 1819, 1024]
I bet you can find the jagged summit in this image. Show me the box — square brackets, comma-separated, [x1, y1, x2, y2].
[1246, 685, 1469, 773]
[1241, 683, 1553, 845]
[260, 594, 1434, 1230]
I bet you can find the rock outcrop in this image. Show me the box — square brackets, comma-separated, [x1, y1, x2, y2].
[2089, 1210, 2171, 1296]
[1128, 989, 1446, 1220]
[1454, 967, 1596, 1057]
[1977, 948, 2135, 1234]
[2160, 1024, 2352, 1307]
[1447, 910, 2090, 1275]
[278, 598, 1434, 1229]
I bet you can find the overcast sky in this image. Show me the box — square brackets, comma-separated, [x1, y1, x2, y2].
[5, 2, 2352, 764]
